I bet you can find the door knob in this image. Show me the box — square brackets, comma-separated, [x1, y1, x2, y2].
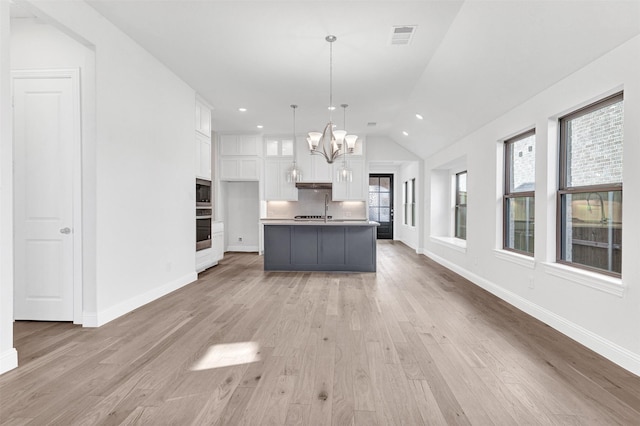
[60, 227, 71, 234]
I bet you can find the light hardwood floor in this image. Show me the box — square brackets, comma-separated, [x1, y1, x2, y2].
[1, 241, 639, 425]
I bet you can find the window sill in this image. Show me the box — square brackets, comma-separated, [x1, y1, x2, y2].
[542, 262, 625, 297]
[430, 236, 467, 253]
[493, 249, 535, 269]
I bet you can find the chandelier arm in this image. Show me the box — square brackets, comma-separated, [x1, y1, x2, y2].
[321, 122, 333, 163]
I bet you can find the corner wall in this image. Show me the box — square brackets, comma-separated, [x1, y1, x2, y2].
[422, 36, 640, 375]
[0, 1, 18, 375]
[16, 1, 198, 327]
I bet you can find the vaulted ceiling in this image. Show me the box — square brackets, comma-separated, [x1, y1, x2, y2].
[85, 0, 640, 158]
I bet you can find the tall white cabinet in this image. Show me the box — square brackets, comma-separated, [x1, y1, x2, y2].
[264, 138, 298, 201]
[195, 99, 212, 180]
[195, 97, 224, 272]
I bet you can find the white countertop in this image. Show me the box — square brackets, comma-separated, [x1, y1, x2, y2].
[261, 218, 379, 227]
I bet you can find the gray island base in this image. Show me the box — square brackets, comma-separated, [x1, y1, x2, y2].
[263, 221, 379, 272]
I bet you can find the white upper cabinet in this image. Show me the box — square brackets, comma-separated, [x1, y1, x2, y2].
[332, 158, 366, 201]
[195, 132, 212, 180]
[219, 134, 262, 181]
[295, 137, 332, 182]
[220, 134, 262, 157]
[264, 158, 298, 201]
[195, 97, 212, 180]
[265, 138, 293, 157]
[195, 99, 211, 137]
[220, 157, 260, 181]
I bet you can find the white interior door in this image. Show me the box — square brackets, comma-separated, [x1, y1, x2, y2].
[13, 72, 79, 321]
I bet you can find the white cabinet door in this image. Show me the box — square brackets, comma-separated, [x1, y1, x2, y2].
[195, 100, 211, 136]
[296, 137, 333, 182]
[239, 135, 261, 156]
[220, 134, 262, 156]
[212, 232, 224, 262]
[220, 134, 239, 156]
[220, 157, 261, 181]
[195, 132, 212, 180]
[332, 158, 366, 201]
[264, 159, 298, 201]
[212, 221, 224, 262]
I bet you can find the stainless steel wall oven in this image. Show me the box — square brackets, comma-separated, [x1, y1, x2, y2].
[196, 178, 213, 251]
[196, 207, 212, 251]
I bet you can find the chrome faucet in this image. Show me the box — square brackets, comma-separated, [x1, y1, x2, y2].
[324, 193, 329, 223]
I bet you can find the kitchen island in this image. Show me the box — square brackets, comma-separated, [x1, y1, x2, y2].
[261, 219, 379, 272]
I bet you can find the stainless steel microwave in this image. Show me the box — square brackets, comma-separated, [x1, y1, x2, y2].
[196, 178, 212, 207]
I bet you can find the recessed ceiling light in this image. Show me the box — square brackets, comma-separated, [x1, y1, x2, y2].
[238, 107, 247, 112]
[402, 131, 409, 136]
[415, 113, 423, 120]
[256, 125, 263, 129]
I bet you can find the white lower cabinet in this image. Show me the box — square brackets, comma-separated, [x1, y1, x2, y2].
[212, 221, 224, 263]
[264, 158, 298, 201]
[332, 158, 366, 201]
[196, 222, 224, 273]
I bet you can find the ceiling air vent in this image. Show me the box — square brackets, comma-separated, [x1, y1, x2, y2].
[367, 122, 377, 127]
[390, 25, 417, 45]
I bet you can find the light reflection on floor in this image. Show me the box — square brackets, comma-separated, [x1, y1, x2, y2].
[190, 341, 261, 371]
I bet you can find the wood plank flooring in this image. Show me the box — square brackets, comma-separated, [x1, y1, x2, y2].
[2, 241, 640, 425]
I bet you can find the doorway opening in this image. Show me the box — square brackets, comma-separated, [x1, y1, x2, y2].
[368, 174, 393, 239]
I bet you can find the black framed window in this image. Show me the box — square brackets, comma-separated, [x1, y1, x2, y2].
[504, 130, 536, 255]
[411, 178, 416, 227]
[403, 181, 408, 225]
[558, 92, 623, 276]
[455, 171, 467, 240]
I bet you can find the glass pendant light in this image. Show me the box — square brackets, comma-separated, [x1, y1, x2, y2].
[287, 104, 302, 183]
[336, 104, 353, 182]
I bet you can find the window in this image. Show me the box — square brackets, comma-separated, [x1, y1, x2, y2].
[403, 181, 408, 225]
[411, 178, 416, 227]
[455, 171, 467, 240]
[504, 130, 535, 255]
[403, 179, 416, 227]
[558, 92, 623, 276]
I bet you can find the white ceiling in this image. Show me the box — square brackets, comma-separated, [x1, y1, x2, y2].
[84, 0, 640, 158]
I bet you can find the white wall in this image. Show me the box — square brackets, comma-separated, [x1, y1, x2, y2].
[5, 1, 198, 332]
[422, 35, 640, 375]
[397, 161, 421, 250]
[0, 1, 18, 375]
[367, 135, 422, 248]
[225, 181, 260, 252]
[367, 135, 420, 162]
[10, 15, 99, 324]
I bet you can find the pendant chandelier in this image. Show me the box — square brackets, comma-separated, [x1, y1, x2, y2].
[307, 35, 359, 163]
[287, 104, 302, 183]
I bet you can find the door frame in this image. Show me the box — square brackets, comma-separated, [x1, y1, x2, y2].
[12, 68, 83, 324]
[369, 173, 394, 240]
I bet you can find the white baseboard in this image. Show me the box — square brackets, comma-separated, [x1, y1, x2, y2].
[423, 249, 640, 377]
[91, 272, 197, 327]
[0, 348, 18, 375]
[82, 311, 98, 328]
[226, 245, 258, 252]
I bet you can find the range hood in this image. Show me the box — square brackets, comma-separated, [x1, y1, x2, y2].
[295, 182, 332, 190]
